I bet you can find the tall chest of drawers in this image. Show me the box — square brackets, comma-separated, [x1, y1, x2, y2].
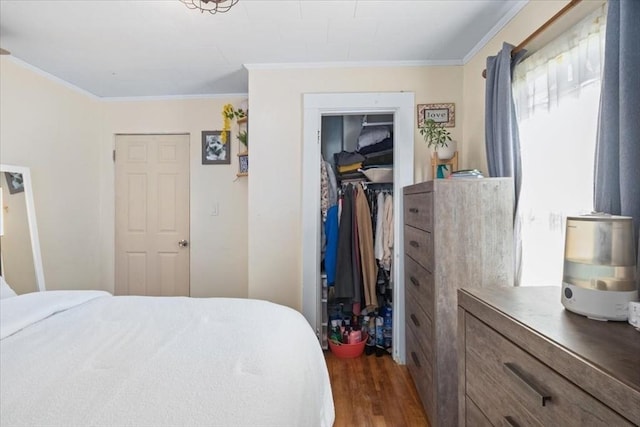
[402, 179, 514, 427]
[458, 286, 640, 426]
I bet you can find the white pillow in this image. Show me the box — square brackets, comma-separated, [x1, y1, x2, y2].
[0, 276, 18, 299]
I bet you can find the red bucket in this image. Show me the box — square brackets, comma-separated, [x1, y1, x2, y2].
[328, 333, 368, 359]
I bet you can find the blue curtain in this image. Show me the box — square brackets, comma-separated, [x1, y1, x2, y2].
[594, 0, 640, 250]
[485, 42, 527, 286]
[485, 42, 527, 206]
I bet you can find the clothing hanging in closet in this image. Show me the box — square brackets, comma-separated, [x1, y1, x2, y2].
[335, 185, 356, 299]
[331, 183, 393, 310]
[381, 193, 394, 271]
[355, 185, 378, 309]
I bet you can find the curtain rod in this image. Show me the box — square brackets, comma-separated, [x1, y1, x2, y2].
[482, 0, 582, 78]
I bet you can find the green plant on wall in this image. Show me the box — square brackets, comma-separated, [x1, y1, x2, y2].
[419, 119, 452, 149]
[221, 104, 247, 143]
[237, 130, 248, 149]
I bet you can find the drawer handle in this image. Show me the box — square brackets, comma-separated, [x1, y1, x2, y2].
[410, 276, 420, 287]
[504, 416, 520, 427]
[410, 313, 420, 327]
[410, 240, 420, 248]
[503, 363, 551, 407]
[411, 351, 421, 368]
[409, 208, 419, 213]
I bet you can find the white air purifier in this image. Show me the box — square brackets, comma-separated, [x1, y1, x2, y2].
[561, 214, 638, 321]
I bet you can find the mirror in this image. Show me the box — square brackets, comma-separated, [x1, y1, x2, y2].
[0, 164, 46, 293]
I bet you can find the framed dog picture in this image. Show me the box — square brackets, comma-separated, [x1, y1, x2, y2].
[4, 172, 24, 194]
[202, 130, 231, 165]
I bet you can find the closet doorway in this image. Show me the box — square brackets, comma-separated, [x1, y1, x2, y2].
[302, 92, 414, 363]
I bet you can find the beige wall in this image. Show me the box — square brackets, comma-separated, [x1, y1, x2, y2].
[0, 58, 103, 291]
[461, 0, 570, 173]
[247, 1, 571, 311]
[247, 66, 463, 310]
[0, 0, 568, 304]
[100, 97, 248, 298]
[1, 58, 248, 297]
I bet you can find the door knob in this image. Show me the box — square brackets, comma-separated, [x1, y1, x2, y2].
[178, 239, 189, 248]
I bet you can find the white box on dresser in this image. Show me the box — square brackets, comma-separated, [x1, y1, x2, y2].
[458, 286, 640, 427]
[402, 178, 514, 427]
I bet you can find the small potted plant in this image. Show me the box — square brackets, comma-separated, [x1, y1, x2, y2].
[237, 130, 248, 151]
[419, 119, 455, 160]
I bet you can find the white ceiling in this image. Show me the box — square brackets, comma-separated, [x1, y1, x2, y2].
[0, 0, 527, 98]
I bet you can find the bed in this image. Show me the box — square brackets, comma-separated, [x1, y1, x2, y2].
[0, 290, 335, 427]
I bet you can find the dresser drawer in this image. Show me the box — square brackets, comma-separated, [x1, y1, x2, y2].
[404, 192, 433, 232]
[464, 314, 632, 427]
[406, 323, 434, 424]
[404, 225, 432, 272]
[465, 397, 492, 427]
[405, 289, 433, 360]
[404, 255, 434, 320]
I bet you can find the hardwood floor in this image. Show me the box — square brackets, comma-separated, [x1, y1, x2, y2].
[325, 350, 431, 427]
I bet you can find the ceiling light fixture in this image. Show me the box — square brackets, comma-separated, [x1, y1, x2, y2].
[179, 0, 239, 14]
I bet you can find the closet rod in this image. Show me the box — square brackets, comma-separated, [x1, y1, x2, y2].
[361, 115, 394, 127]
[362, 121, 393, 127]
[482, 0, 582, 78]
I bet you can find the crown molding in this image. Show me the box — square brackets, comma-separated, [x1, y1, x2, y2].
[5, 56, 100, 100]
[463, 0, 529, 64]
[4, 56, 248, 101]
[244, 59, 463, 70]
[102, 93, 249, 102]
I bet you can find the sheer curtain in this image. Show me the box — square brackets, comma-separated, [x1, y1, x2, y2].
[512, 5, 606, 286]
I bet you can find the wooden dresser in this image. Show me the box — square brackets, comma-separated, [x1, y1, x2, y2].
[458, 286, 640, 426]
[402, 179, 514, 427]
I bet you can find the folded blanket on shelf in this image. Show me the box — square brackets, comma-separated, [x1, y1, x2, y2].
[360, 167, 393, 183]
[339, 171, 366, 182]
[334, 151, 365, 166]
[363, 149, 393, 167]
[357, 126, 391, 150]
[337, 162, 363, 173]
[357, 137, 393, 155]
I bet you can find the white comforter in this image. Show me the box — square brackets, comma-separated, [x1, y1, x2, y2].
[0, 291, 335, 427]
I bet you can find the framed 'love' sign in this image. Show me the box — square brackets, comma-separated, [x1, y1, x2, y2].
[417, 103, 455, 128]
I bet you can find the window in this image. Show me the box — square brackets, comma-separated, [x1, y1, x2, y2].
[513, 5, 606, 286]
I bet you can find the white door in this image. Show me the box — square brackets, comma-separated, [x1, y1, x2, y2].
[115, 134, 190, 296]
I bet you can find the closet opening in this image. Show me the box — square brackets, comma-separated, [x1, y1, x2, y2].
[302, 92, 414, 364]
[321, 113, 395, 358]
